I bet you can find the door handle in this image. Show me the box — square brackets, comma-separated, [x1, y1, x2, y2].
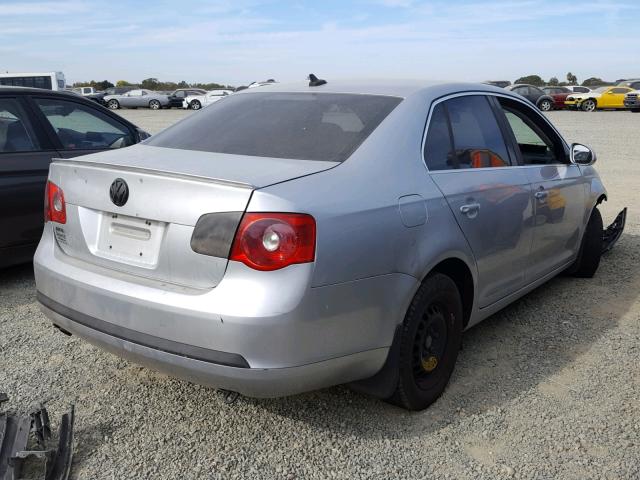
[460, 203, 481, 217]
[534, 191, 549, 200]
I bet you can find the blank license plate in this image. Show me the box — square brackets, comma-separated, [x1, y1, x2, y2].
[95, 212, 165, 268]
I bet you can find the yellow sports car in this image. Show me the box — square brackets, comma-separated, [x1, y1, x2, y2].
[565, 86, 635, 111]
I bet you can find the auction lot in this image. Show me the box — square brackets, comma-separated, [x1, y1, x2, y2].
[1, 109, 638, 479]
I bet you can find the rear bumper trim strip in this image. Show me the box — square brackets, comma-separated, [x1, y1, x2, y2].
[36, 292, 250, 368]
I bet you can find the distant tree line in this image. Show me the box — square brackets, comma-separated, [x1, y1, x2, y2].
[513, 72, 617, 87]
[72, 77, 235, 91]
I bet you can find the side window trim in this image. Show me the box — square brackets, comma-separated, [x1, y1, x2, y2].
[421, 91, 571, 172]
[487, 95, 522, 166]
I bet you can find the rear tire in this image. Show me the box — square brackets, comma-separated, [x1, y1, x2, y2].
[149, 100, 161, 110]
[582, 99, 597, 112]
[190, 100, 202, 110]
[386, 273, 463, 411]
[107, 99, 120, 110]
[571, 207, 603, 278]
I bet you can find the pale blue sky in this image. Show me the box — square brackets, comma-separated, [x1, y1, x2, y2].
[1, 0, 638, 85]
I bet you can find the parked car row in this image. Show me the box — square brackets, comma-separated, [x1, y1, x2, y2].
[502, 79, 640, 112]
[64, 80, 279, 111]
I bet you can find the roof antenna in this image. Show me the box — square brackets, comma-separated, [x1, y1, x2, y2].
[308, 73, 327, 87]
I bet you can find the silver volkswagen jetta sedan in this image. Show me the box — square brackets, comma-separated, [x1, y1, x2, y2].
[34, 80, 625, 410]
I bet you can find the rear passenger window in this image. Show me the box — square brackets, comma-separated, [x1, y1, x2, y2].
[423, 104, 453, 171]
[0, 98, 39, 153]
[445, 96, 511, 169]
[424, 96, 512, 170]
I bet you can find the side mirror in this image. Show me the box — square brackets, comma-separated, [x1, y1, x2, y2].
[137, 128, 151, 141]
[571, 143, 596, 165]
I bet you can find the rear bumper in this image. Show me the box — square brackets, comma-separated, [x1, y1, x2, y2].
[34, 227, 413, 396]
[38, 298, 388, 397]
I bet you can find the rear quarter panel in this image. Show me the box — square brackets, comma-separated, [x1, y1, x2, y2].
[249, 88, 478, 326]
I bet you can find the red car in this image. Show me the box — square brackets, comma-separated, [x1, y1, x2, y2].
[542, 86, 573, 109]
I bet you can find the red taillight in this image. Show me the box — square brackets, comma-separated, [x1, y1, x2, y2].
[44, 180, 66, 224]
[229, 213, 316, 271]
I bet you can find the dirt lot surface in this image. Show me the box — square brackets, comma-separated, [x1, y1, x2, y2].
[1, 109, 638, 479]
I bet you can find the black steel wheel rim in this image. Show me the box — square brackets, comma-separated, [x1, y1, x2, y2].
[412, 302, 449, 388]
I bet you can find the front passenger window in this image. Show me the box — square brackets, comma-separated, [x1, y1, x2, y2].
[498, 99, 564, 165]
[34, 98, 134, 150]
[611, 88, 630, 94]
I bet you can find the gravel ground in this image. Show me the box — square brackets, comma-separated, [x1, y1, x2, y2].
[1, 109, 638, 479]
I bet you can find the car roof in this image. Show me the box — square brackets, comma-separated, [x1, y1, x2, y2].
[506, 84, 540, 89]
[233, 79, 508, 100]
[0, 86, 80, 96]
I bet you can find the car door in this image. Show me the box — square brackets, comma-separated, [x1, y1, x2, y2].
[30, 96, 136, 161]
[121, 90, 140, 107]
[205, 92, 220, 105]
[424, 94, 534, 308]
[493, 95, 585, 280]
[138, 90, 150, 107]
[602, 87, 632, 108]
[529, 86, 546, 104]
[0, 96, 58, 255]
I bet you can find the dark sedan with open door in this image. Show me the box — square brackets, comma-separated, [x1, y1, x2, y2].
[0, 87, 149, 268]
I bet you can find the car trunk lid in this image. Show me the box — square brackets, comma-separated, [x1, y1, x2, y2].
[47, 149, 337, 289]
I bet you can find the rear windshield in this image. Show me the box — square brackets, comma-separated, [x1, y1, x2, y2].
[147, 92, 402, 162]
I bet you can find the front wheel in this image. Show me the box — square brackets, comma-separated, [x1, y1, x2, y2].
[386, 273, 463, 411]
[539, 99, 553, 111]
[107, 99, 120, 110]
[189, 100, 202, 110]
[570, 207, 603, 278]
[149, 100, 161, 110]
[582, 99, 597, 112]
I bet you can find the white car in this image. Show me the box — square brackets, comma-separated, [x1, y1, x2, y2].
[71, 86, 98, 96]
[566, 85, 591, 94]
[183, 90, 233, 110]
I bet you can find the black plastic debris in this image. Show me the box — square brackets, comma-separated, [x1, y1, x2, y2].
[602, 208, 627, 254]
[0, 394, 74, 480]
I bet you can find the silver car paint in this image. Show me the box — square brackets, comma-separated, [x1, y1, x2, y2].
[104, 89, 170, 108]
[34, 81, 606, 397]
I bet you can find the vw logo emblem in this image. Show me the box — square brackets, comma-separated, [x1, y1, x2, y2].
[109, 178, 129, 207]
